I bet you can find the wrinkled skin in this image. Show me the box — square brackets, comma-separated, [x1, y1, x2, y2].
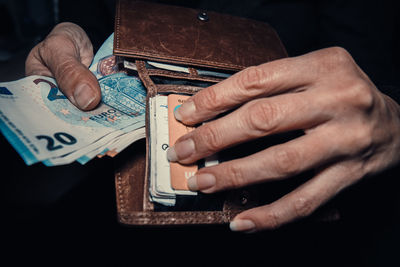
[26, 22, 101, 110]
[168, 47, 400, 232]
[26, 22, 400, 232]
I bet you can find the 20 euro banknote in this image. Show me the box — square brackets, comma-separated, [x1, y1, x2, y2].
[0, 74, 146, 165]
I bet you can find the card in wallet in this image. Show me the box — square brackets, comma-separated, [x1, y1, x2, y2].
[112, 0, 339, 225]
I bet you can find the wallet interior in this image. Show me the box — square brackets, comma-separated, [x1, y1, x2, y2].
[112, 0, 339, 225]
[114, 60, 340, 225]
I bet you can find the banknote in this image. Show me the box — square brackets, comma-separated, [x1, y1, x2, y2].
[0, 74, 146, 165]
[148, 95, 201, 206]
[123, 59, 232, 78]
[0, 33, 148, 166]
[0, 31, 230, 170]
[89, 33, 124, 79]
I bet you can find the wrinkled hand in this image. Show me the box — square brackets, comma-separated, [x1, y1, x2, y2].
[25, 22, 100, 110]
[167, 47, 400, 232]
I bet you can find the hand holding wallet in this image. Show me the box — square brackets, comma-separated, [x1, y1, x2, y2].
[113, 0, 338, 225]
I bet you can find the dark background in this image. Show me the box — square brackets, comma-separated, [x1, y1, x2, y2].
[0, 0, 399, 266]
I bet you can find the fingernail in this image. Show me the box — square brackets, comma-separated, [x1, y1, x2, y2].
[229, 219, 256, 232]
[187, 173, 216, 191]
[174, 99, 195, 122]
[166, 146, 178, 162]
[74, 84, 96, 109]
[167, 139, 195, 162]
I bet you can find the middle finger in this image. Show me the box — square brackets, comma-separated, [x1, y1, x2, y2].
[168, 89, 331, 164]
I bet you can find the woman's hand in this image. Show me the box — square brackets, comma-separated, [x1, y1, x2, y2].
[167, 47, 400, 232]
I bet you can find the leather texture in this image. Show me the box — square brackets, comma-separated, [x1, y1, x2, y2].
[113, 1, 340, 226]
[114, 0, 287, 71]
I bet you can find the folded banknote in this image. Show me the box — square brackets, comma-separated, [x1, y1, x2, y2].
[0, 33, 147, 166]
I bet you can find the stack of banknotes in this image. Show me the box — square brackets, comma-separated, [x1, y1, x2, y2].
[0, 33, 148, 166]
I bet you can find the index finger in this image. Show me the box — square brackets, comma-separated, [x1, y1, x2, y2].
[174, 49, 333, 126]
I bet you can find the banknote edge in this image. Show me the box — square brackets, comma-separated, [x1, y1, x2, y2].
[0, 119, 37, 165]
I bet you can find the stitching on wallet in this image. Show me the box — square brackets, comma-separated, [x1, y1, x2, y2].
[120, 211, 230, 225]
[116, 172, 125, 213]
[115, 0, 121, 50]
[155, 85, 202, 94]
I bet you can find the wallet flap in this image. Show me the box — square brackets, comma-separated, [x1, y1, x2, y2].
[114, 0, 287, 71]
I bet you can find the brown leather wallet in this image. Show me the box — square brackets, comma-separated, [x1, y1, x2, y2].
[112, 0, 338, 226]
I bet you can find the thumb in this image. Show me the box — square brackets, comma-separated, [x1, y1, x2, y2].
[26, 22, 101, 110]
[52, 53, 100, 111]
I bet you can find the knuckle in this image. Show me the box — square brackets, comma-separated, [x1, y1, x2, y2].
[40, 34, 71, 55]
[246, 100, 280, 135]
[236, 66, 266, 90]
[350, 124, 374, 153]
[37, 40, 52, 61]
[317, 46, 353, 73]
[326, 46, 353, 66]
[195, 86, 219, 111]
[39, 36, 55, 52]
[330, 78, 375, 114]
[347, 82, 375, 110]
[272, 147, 301, 177]
[198, 124, 222, 153]
[224, 163, 246, 189]
[38, 35, 77, 70]
[293, 196, 315, 218]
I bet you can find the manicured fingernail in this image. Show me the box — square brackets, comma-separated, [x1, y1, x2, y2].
[229, 219, 256, 232]
[173, 106, 183, 122]
[166, 146, 178, 162]
[187, 173, 216, 191]
[167, 138, 195, 162]
[74, 84, 96, 109]
[174, 99, 195, 122]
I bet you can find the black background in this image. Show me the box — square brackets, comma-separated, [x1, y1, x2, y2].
[0, 0, 399, 266]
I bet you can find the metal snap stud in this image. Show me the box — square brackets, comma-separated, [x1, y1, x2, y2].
[241, 196, 248, 205]
[240, 190, 249, 205]
[197, 11, 209, 22]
